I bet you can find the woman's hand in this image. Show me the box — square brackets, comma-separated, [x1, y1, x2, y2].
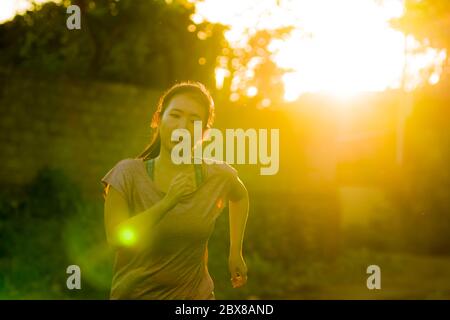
[229, 251, 248, 288]
[163, 171, 196, 207]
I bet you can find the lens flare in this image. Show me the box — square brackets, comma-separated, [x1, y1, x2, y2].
[119, 227, 137, 246]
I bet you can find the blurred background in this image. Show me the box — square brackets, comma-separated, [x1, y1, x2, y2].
[0, 0, 449, 299]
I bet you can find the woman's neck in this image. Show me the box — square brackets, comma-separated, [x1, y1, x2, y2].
[155, 147, 190, 172]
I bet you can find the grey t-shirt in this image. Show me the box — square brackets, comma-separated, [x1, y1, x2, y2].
[101, 157, 238, 299]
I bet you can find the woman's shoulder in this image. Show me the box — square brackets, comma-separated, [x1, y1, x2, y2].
[113, 157, 143, 173]
[200, 157, 238, 180]
[101, 158, 144, 199]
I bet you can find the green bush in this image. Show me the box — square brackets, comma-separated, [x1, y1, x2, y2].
[0, 166, 110, 299]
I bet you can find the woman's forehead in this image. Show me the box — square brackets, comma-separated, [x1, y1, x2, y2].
[166, 94, 206, 116]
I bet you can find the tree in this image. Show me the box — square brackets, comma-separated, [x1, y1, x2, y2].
[392, 0, 450, 78]
[0, 0, 226, 89]
[217, 27, 293, 106]
[389, 0, 450, 254]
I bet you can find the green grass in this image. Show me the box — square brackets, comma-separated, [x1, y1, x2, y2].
[208, 248, 450, 300]
[2, 181, 450, 300]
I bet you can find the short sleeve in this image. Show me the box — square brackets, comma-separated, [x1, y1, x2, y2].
[101, 159, 134, 201]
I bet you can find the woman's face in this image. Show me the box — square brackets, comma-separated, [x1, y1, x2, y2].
[159, 93, 208, 154]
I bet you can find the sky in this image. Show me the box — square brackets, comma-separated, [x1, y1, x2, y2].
[0, 0, 59, 23]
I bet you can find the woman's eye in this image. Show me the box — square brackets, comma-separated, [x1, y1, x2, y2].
[170, 113, 180, 118]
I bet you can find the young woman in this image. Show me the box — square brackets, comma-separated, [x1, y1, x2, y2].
[101, 81, 249, 299]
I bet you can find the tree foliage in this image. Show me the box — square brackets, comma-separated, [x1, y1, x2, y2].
[0, 0, 226, 89]
[393, 0, 450, 49]
[392, 0, 450, 78]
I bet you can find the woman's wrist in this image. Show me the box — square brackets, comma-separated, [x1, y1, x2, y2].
[161, 194, 177, 211]
[229, 246, 243, 257]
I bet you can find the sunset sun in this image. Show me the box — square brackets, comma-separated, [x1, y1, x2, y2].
[192, 0, 447, 101]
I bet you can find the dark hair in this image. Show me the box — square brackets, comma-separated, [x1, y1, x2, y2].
[137, 81, 215, 161]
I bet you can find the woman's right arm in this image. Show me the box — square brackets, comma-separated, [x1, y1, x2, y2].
[104, 171, 195, 252]
[104, 185, 173, 251]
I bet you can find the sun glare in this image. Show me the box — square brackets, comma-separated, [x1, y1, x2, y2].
[0, 0, 61, 23]
[193, 0, 447, 101]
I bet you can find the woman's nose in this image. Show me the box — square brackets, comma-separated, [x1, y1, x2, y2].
[176, 117, 189, 130]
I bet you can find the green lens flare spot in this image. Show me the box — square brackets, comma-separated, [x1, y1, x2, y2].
[119, 228, 136, 246]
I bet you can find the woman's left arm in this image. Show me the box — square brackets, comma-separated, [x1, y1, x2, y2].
[228, 176, 249, 288]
